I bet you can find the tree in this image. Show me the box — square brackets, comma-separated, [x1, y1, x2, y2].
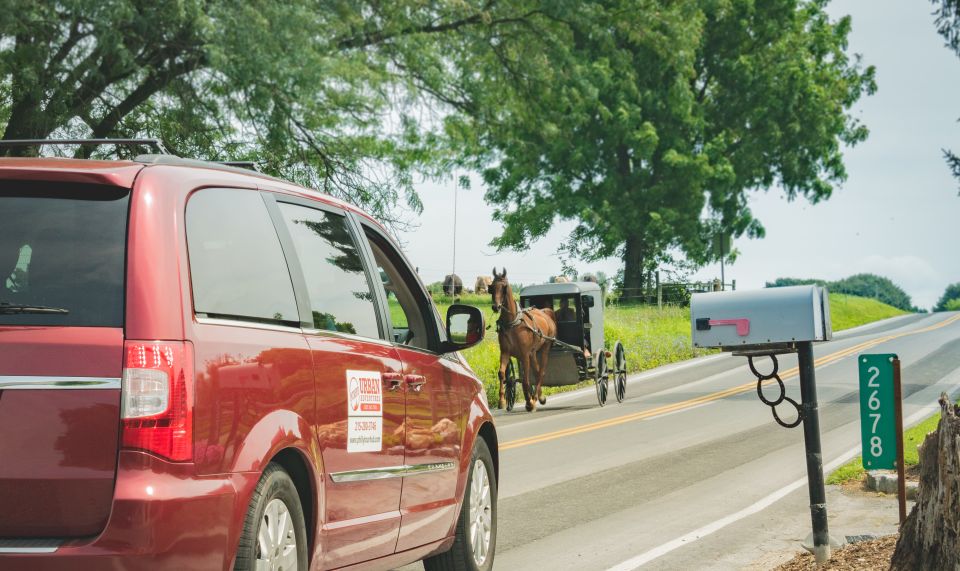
[934, 282, 960, 311]
[449, 0, 875, 299]
[932, 0, 960, 189]
[830, 273, 915, 312]
[0, 0, 535, 226]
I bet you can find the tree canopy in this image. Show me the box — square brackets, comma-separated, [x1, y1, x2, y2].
[445, 0, 875, 297]
[0, 0, 535, 226]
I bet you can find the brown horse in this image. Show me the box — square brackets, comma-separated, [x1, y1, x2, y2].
[489, 268, 557, 412]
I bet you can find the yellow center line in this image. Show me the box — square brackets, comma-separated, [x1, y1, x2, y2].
[499, 313, 960, 451]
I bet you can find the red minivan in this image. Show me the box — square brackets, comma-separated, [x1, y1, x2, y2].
[0, 153, 497, 571]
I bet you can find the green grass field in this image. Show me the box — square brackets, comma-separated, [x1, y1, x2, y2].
[430, 291, 908, 407]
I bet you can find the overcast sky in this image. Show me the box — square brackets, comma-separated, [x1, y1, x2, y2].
[400, 1, 960, 310]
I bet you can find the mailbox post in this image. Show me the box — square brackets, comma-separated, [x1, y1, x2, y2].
[692, 285, 833, 564]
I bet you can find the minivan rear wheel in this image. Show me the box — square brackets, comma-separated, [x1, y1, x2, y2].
[235, 463, 308, 571]
[424, 437, 497, 571]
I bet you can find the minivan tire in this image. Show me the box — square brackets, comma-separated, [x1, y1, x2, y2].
[235, 463, 308, 571]
[424, 438, 497, 571]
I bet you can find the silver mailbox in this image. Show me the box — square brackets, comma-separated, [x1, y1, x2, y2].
[691, 285, 832, 351]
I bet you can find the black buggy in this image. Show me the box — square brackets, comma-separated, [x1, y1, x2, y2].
[501, 281, 627, 409]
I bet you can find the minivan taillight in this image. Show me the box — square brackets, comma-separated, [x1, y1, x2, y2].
[121, 341, 194, 461]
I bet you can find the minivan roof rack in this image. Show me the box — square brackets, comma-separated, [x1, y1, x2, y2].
[0, 139, 262, 173]
[0, 138, 168, 154]
[216, 160, 260, 172]
[134, 154, 271, 178]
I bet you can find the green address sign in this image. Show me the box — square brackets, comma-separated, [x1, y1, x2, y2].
[858, 354, 898, 470]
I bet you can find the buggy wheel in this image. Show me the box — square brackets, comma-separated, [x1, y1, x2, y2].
[595, 351, 608, 406]
[614, 342, 627, 403]
[504, 359, 518, 412]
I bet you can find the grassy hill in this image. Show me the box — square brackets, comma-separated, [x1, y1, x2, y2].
[432, 292, 908, 406]
[828, 293, 909, 331]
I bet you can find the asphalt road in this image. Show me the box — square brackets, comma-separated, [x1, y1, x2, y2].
[399, 311, 960, 570]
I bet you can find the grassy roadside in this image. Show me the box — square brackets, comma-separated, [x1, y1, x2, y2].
[432, 291, 908, 407]
[826, 403, 951, 485]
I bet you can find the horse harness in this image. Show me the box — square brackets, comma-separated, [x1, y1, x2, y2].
[496, 300, 541, 334]
[496, 300, 582, 353]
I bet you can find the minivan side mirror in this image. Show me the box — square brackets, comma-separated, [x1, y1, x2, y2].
[441, 304, 485, 353]
[581, 295, 595, 309]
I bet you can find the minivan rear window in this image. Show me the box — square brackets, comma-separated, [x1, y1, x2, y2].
[0, 181, 129, 327]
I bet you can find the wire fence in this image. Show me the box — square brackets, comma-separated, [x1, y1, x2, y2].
[607, 278, 736, 307]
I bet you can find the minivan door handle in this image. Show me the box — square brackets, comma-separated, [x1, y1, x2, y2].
[383, 372, 403, 392]
[404, 374, 427, 392]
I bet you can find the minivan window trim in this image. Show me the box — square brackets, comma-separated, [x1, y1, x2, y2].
[195, 315, 303, 334]
[301, 327, 394, 347]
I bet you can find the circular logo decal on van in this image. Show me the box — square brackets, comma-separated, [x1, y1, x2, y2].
[348, 377, 360, 412]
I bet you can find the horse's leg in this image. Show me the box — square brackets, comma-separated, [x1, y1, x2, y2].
[526, 350, 542, 408]
[522, 352, 536, 412]
[497, 349, 510, 410]
[536, 344, 550, 405]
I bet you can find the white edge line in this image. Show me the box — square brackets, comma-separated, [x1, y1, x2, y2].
[605, 400, 948, 571]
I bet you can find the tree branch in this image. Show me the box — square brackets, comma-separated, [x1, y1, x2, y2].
[87, 52, 206, 140]
[334, 2, 542, 50]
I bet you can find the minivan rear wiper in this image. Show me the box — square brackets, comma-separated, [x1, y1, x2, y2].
[0, 302, 69, 315]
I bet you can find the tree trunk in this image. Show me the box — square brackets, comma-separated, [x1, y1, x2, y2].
[890, 393, 960, 570]
[622, 234, 646, 302]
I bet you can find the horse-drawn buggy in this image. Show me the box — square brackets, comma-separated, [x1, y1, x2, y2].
[488, 269, 627, 411]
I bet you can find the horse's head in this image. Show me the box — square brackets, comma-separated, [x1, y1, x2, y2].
[489, 267, 510, 313]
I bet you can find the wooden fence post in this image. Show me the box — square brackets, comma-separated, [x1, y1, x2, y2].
[656, 271, 661, 309]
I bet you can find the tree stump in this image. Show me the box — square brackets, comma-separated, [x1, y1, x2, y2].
[890, 392, 960, 570]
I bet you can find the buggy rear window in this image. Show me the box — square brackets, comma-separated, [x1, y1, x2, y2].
[0, 181, 129, 327]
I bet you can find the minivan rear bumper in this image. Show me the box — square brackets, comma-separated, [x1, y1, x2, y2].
[0, 451, 257, 571]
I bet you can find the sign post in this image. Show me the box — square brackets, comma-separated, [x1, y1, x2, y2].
[858, 354, 906, 523]
[893, 358, 906, 524]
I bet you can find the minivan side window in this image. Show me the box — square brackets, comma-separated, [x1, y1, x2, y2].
[364, 228, 439, 352]
[186, 188, 299, 324]
[277, 202, 380, 339]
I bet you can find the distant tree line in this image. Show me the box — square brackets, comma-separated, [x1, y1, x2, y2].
[766, 273, 921, 312]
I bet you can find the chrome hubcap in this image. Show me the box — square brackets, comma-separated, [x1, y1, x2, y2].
[256, 498, 298, 571]
[469, 459, 492, 566]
